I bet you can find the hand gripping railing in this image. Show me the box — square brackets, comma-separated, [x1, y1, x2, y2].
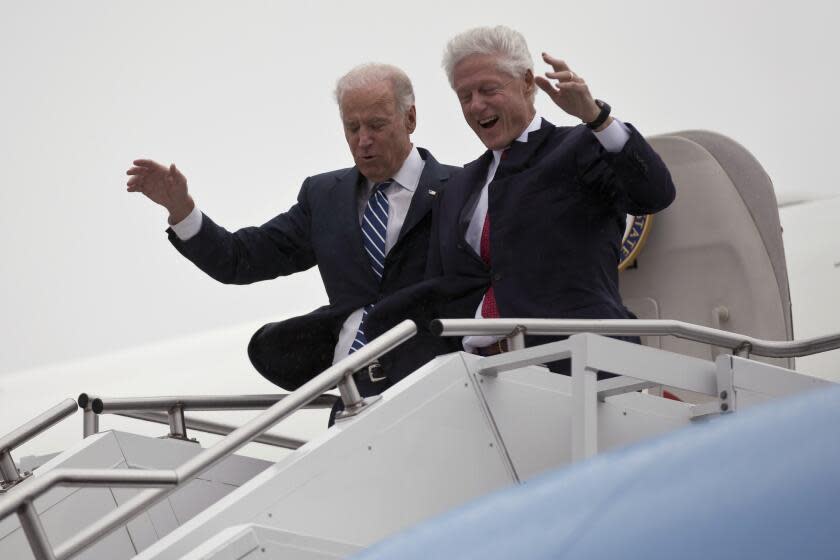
[0, 320, 417, 560]
[431, 318, 840, 359]
[77, 393, 338, 448]
[0, 399, 78, 490]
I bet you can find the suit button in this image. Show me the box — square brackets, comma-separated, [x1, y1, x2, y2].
[494, 273, 502, 281]
[457, 243, 464, 250]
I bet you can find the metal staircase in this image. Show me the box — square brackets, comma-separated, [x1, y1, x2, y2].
[2, 319, 838, 559]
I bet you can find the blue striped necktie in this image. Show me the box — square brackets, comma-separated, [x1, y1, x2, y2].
[350, 180, 391, 354]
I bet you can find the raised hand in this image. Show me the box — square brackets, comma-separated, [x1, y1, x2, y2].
[126, 159, 195, 224]
[534, 52, 608, 128]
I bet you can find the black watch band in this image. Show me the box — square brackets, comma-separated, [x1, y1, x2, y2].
[585, 99, 611, 130]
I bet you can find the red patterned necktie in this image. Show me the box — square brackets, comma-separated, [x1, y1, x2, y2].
[480, 212, 499, 318]
[479, 148, 508, 319]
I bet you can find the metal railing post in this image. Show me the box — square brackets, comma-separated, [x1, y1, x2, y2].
[82, 410, 99, 438]
[78, 394, 99, 438]
[734, 342, 752, 359]
[167, 405, 188, 440]
[0, 450, 20, 486]
[337, 375, 363, 409]
[17, 501, 56, 560]
[506, 326, 526, 351]
[336, 372, 381, 421]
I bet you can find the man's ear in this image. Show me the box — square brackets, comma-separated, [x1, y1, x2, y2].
[523, 69, 536, 98]
[405, 105, 417, 134]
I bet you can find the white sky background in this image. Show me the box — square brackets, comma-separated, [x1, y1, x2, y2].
[1, 0, 839, 375]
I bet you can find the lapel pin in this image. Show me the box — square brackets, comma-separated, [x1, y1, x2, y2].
[427, 189, 437, 196]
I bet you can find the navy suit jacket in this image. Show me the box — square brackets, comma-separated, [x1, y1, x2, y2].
[366, 121, 675, 352]
[168, 148, 457, 389]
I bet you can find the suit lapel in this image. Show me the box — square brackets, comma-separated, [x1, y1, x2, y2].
[394, 149, 451, 246]
[493, 118, 555, 180]
[457, 151, 494, 241]
[331, 167, 379, 284]
[451, 120, 555, 264]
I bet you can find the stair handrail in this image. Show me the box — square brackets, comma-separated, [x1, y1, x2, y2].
[114, 411, 308, 450]
[0, 320, 417, 560]
[77, 392, 338, 440]
[0, 399, 78, 488]
[431, 318, 840, 358]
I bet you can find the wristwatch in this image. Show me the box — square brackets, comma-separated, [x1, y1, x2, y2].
[586, 99, 611, 130]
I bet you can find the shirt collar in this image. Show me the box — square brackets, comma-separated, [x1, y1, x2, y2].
[366, 146, 422, 192]
[492, 113, 542, 161]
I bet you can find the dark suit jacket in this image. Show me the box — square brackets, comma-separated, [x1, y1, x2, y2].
[168, 148, 457, 390]
[367, 121, 675, 353]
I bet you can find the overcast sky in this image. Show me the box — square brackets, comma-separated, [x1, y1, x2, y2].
[2, 0, 839, 375]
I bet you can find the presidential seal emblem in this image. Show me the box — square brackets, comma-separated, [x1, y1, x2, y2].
[619, 214, 653, 271]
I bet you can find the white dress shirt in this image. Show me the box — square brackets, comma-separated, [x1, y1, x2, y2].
[332, 147, 425, 362]
[171, 147, 427, 365]
[463, 115, 631, 352]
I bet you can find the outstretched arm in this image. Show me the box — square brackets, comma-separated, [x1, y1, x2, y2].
[126, 158, 317, 284]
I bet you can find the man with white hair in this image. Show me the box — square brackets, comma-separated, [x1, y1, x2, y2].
[126, 64, 457, 420]
[370, 26, 675, 372]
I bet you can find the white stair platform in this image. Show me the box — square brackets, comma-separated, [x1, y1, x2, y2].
[137, 344, 703, 559]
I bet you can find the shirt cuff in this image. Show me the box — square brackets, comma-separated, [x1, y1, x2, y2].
[463, 300, 504, 351]
[463, 335, 504, 353]
[592, 118, 630, 153]
[170, 206, 203, 241]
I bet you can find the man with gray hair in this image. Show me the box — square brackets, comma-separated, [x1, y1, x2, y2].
[126, 63, 457, 422]
[369, 26, 675, 373]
